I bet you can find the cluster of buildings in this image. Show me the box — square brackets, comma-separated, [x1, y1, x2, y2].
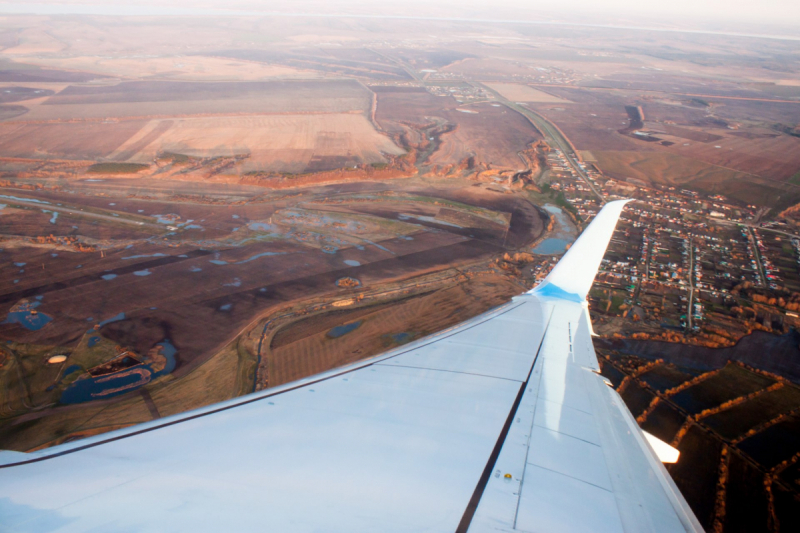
[424, 84, 493, 103]
[537, 152, 800, 341]
[521, 66, 579, 85]
[752, 229, 800, 292]
[423, 65, 578, 85]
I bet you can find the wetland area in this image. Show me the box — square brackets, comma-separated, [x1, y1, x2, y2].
[0, 177, 551, 452]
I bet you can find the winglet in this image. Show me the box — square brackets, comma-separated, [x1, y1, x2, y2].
[530, 199, 630, 302]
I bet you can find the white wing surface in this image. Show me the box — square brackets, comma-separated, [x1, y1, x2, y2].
[0, 200, 703, 533]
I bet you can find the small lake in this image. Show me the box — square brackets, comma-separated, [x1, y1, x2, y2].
[2, 301, 51, 331]
[327, 321, 362, 338]
[122, 253, 166, 260]
[399, 214, 461, 229]
[60, 339, 177, 404]
[387, 332, 414, 345]
[248, 222, 277, 232]
[532, 238, 571, 255]
[98, 312, 125, 327]
[532, 204, 577, 255]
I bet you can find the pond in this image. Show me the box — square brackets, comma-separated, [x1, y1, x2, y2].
[387, 332, 414, 345]
[532, 238, 571, 255]
[248, 222, 277, 232]
[2, 301, 52, 331]
[327, 321, 362, 339]
[399, 214, 461, 229]
[98, 312, 125, 327]
[60, 339, 177, 404]
[42, 210, 58, 224]
[122, 253, 166, 260]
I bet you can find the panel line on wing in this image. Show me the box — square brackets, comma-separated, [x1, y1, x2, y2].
[534, 396, 592, 416]
[511, 313, 612, 528]
[530, 423, 601, 447]
[455, 303, 555, 533]
[373, 363, 524, 383]
[512, 327, 548, 529]
[521, 463, 613, 493]
[438, 340, 529, 355]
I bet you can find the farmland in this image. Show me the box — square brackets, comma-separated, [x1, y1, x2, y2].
[0, 79, 404, 174]
[591, 151, 800, 208]
[520, 82, 800, 204]
[116, 114, 405, 172]
[484, 83, 572, 104]
[600, 351, 800, 531]
[21, 55, 319, 81]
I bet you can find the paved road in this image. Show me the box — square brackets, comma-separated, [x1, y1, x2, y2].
[747, 227, 768, 287]
[686, 238, 695, 331]
[633, 227, 650, 304]
[473, 82, 605, 203]
[715, 218, 800, 241]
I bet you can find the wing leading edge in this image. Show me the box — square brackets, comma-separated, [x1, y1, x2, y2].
[0, 200, 702, 532]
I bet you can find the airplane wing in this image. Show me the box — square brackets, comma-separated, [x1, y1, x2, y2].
[0, 199, 703, 533]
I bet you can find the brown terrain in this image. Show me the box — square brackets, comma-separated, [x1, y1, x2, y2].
[371, 86, 543, 171]
[0, 8, 799, 529]
[0, 178, 546, 451]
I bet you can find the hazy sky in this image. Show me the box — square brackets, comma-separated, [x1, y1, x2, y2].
[13, 0, 800, 29]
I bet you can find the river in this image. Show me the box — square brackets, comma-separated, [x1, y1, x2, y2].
[531, 204, 578, 255]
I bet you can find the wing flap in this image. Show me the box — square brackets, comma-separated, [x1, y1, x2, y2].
[516, 464, 624, 533]
[469, 297, 699, 532]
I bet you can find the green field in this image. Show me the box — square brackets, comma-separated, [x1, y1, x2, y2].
[87, 162, 150, 174]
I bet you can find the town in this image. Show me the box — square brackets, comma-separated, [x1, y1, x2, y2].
[535, 147, 800, 348]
